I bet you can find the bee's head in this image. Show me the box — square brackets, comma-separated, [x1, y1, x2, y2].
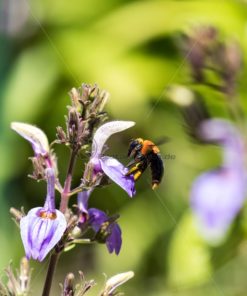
[128, 138, 143, 157]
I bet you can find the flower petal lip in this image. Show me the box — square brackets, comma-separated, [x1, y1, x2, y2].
[88, 208, 122, 255]
[88, 208, 108, 232]
[11, 122, 49, 155]
[92, 121, 135, 157]
[100, 156, 136, 197]
[106, 223, 122, 255]
[20, 207, 67, 261]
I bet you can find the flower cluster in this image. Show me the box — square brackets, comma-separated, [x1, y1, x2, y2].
[170, 27, 246, 244]
[181, 26, 242, 96]
[170, 87, 247, 244]
[11, 84, 136, 263]
[77, 190, 122, 254]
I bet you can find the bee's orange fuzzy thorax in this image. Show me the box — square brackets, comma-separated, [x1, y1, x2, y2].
[141, 140, 159, 155]
[152, 145, 160, 153]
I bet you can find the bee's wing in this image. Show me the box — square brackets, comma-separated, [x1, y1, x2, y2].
[127, 159, 137, 167]
[154, 136, 171, 146]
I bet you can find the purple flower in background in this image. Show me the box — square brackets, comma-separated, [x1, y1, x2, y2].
[191, 119, 246, 244]
[78, 191, 122, 254]
[20, 168, 67, 261]
[89, 121, 136, 197]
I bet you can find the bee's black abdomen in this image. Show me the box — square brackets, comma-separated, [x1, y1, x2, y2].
[150, 153, 164, 185]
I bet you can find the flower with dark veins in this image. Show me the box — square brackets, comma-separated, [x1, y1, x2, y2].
[191, 119, 246, 244]
[88, 121, 136, 197]
[20, 168, 67, 261]
[77, 191, 122, 255]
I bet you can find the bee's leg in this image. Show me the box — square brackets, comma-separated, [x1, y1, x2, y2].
[125, 164, 140, 176]
[127, 159, 137, 167]
[133, 170, 142, 181]
[126, 164, 143, 181]
[151, 181, 160, 190]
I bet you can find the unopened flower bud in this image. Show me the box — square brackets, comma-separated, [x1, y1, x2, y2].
[166, 85, 194, 106]
[63, 273, 75, 296]
[70, 87, 82, 110]
[68, 107, 80, 134]
[223, 42, 242, 75]
[98, 90, 109, 112]
[19, 257, 30, 292]
[56, 126, 68, 144]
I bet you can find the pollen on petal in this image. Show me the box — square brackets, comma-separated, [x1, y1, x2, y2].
[38, 210, 57, 219]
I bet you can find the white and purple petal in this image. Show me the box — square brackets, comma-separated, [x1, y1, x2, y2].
[92, 121, 135, 157]
[100, 156, 136, 197]
[11, 122, 49, 155]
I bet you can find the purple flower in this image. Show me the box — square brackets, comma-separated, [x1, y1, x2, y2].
[78, 191, 122, 255]
[89, 208, 122, 255]
[20, 168, 67, 261]
[89, 121, 136, 197]
[191, 119, 246, 243]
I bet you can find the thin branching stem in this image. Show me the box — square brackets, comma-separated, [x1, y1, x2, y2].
[60, 149, 78, 213]
[41, 253, 60, 296]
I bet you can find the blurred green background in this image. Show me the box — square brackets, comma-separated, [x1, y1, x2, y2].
[2, 0, 247, 295]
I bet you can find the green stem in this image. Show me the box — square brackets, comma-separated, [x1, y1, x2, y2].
[60, 150, 78, 213]
[41, 253, 60, 296]
[67, 186, 83, 197]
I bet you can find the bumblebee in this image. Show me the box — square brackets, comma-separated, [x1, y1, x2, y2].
[126, 138, 164, 189]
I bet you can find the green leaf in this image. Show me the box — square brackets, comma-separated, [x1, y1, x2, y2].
[168, 211, 212, 288]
